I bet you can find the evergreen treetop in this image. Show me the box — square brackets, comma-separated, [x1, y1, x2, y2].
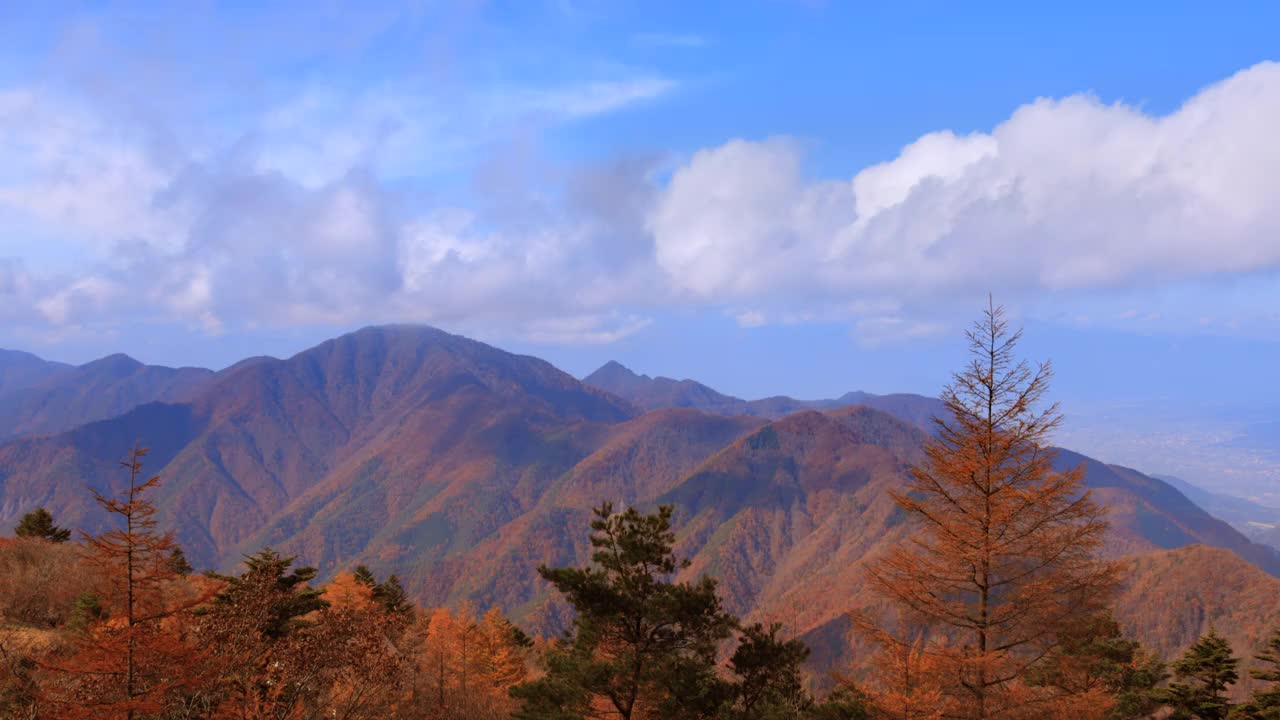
[13, 507, 71, 543]
[208, 548, 328, 639]
[1158, 629, 1239, 720]
[1233, 628, 1280, 720]
[512, 503, 737, 720]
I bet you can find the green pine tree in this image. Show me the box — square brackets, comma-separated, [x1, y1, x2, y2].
[807, 688, 873, 720]
[1157, 630, 1240, 720]
[511, 503, 737, 720]
[351, 564, 413, 618]
[374, 573, 414, 618]
[1232, 628, 1280, 720]
[13, 507, 71, 543]
[726, 622, 812, 719]
[353, 563, 377, 588]
[166, 546, 194, 575]
[1028, 613, 1167, 719]
[66, 592, 107, 634]
[207, 548, 328, 638]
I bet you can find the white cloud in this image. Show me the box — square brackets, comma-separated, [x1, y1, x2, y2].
[0, 90, 191, 253]
[648, 138, 855, 296]
[649, 62, 1280, 330]
[0, 54, 675, 345]
[500, 77, 676, 119]
[521, 314, 653, 345]
[35, 276, 121, 326]
[851, 130, 996, 220]
[6, 55, 1280, 349]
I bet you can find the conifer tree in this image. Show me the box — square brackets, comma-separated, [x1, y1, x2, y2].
[511, 503, 736, 720]
[421, 607, 462, 710]
[1231, 628, 1280, 719]
[43, 445, 207, 719]
[312, 572, 411, 719]
[865, 300, 1117, 719]
[1028, 613, 1165, 719]
[193, 548, 330, 717]
[66, 592, 108, 634]
[1157, 630, 1239, 720]
[352, 564, 413, 618]
[13, 507, 71, 543]
[725, 622, 812, 719]
[206, 548, 327, 639]
[475, 607, 530, 691]
[857, 624, 946, 720]
[165, 547, 192, 576]
[353, 564, 378, 588]
[404, 605, 527, 719]
[375, 573, 413, 618]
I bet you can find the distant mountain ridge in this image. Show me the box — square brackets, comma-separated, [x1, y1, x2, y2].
[1, 325, 1278, 677]
[1155, 474, 1280, 546]
[0, 349, 72, 398]
[0, 326, 635, 574]
[583, 359, 945, 427]
[0, 352, 214, 441]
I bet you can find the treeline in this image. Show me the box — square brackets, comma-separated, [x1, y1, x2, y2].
[4, 304, 1280, 719]
[0, 448, 540, 720]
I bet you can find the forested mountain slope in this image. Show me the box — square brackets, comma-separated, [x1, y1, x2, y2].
[0, 325, 1276, 672]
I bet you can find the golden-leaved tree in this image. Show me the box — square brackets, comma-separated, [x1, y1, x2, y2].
[41, 446, 210, 720]
[406, 604, 532, 720]
[865, 300, 1117, 720]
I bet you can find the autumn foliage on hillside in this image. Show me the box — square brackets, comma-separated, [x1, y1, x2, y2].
[4, 305, 1280, 719]
[0, 453, 535, 720]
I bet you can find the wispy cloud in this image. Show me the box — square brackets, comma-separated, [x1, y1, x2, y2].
[494, 76, 677, 119]
[5, 2, 1280, 355]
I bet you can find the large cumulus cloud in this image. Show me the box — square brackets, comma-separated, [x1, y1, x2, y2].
[4, 54, 1280, 347]
[649, 62, 1280, 334]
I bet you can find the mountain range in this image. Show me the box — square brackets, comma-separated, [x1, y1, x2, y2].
[0, 352, 213, 441]
[1157, 474, 1280, 550]
[1, 325, 1278, 674]
[583, 359, 945, 426]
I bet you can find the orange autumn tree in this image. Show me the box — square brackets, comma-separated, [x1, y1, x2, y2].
[407, 605, 531, 720]
[44, 445, 207, 720]
[309, 571, 411, 720]
[865, 300, 1117, 720]
[473, 607, 530, 694]
[849, 613, 946, 720]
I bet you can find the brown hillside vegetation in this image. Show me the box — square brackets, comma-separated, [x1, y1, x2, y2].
[0, 354, 213, 442]
[1115, 544, 1280, 664]
[1, 325, 1278, 688]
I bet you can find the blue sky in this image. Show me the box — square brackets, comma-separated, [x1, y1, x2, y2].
[2, 1, 1280, 496]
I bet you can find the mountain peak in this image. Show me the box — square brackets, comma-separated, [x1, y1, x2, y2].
[585, 360, 647, 383]
[352, 323, 451, 338]
[0, 349, 73, 398]
[81, 353, 145, 375]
